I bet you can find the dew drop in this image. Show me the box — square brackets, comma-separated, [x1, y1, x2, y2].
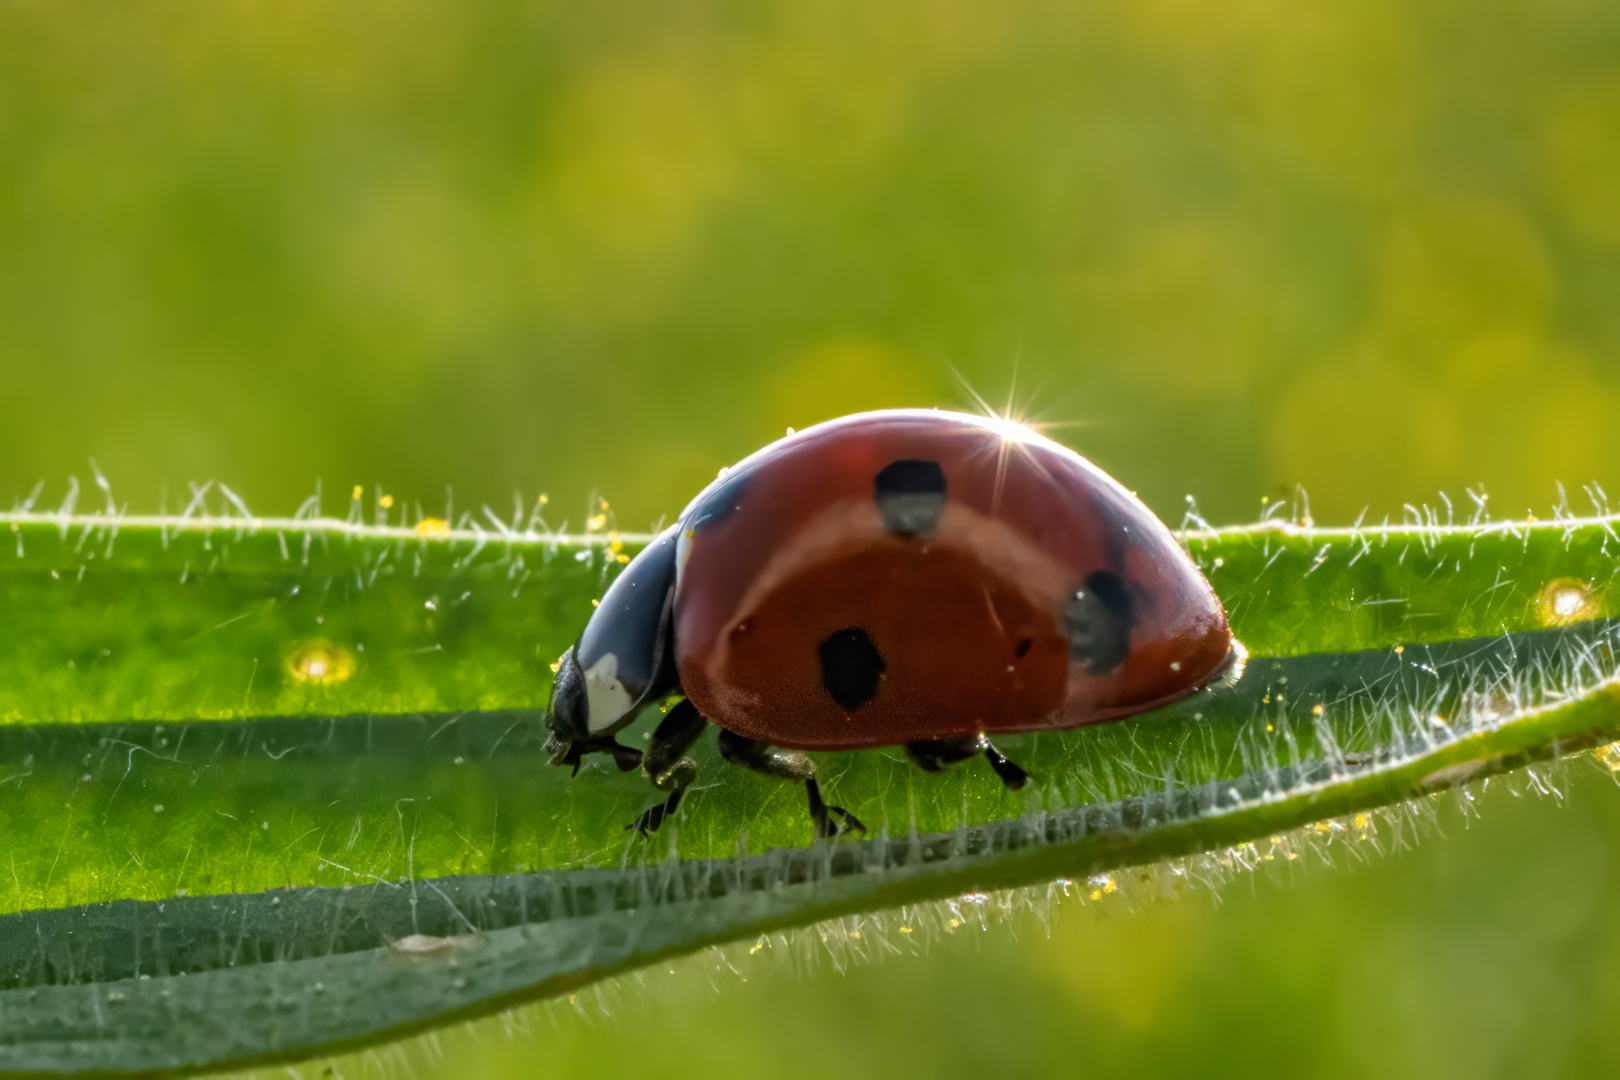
[286, 640, 356, 685]
[1538, 578, 1593, 626]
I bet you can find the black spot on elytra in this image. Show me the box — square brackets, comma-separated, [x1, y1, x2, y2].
[1015, 638, 1033, 659]
[819, 628, 885, 710]
[874, 459, 946, 537]
[876, 458, 946, 497]
[1062, 570, 1135, 674]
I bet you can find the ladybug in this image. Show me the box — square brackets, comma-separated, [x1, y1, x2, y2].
[546, 409, 1243, 837]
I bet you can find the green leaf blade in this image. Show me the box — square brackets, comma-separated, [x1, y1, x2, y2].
[1, 508, 1618, 1074]
[2, 517, 615, 724]
[1199, 516, 1619, 656]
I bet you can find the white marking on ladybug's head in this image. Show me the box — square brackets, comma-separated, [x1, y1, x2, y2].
[583, 652, 635, 732]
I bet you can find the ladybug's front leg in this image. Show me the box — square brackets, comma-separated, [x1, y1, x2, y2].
[905, 735, 1029, 792]
[627, 699, 708, 835]
[715, 729, 866, 840]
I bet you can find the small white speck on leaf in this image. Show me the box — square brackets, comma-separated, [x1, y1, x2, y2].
[391, 934, 457, 955]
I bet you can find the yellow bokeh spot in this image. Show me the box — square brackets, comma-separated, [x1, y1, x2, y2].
[1594, 742, 1620, 772]
[1545, 79, 1620, 245]
[379, 494, 394, 509]
[1065, 224, 1268, 395]
[1264, 196, 1620, 522]
[351, 485, 364, 500]
[587, 514, 608, 532]
[415, 518, 451, 537]
[1537, 577, 1594, 626]
[549, 51, 736, 253]
[286, 640, 356, 686]
[1377, 201, 1553, 353]
[755, 338, 941, 442]
[1119, 0, 1419, 198]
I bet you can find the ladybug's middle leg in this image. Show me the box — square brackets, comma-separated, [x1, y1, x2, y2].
[628, 698, 708, 835]
[716, 729, 866, 839]
[906, 735, 1029, 792]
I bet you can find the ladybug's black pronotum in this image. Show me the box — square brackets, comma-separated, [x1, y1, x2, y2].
[546, 410, 1243, 836]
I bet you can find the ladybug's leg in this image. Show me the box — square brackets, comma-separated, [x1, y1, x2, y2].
[904, 737, 982, 771]
[628, 699, 708, 835]
[905, 735, 1029, 792]
[552, 735, 644, 776]
[715, 729, 867, 840]
[980, 743, 1030, 791]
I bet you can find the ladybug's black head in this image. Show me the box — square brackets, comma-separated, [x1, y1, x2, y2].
[545, 645, 590, 763]
[545, 645, 645, 773]
[547, 524, 685, 774]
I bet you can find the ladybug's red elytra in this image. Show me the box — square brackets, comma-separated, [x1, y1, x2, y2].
[546, 409, 1244, 837]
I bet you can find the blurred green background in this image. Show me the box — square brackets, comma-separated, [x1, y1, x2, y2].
[5, 0, 1620, 1076]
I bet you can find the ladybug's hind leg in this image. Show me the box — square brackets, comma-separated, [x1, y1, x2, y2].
[906, 735, 1029, 792]
[628, 699, 708, 835]
[716, 729, 866, 840]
